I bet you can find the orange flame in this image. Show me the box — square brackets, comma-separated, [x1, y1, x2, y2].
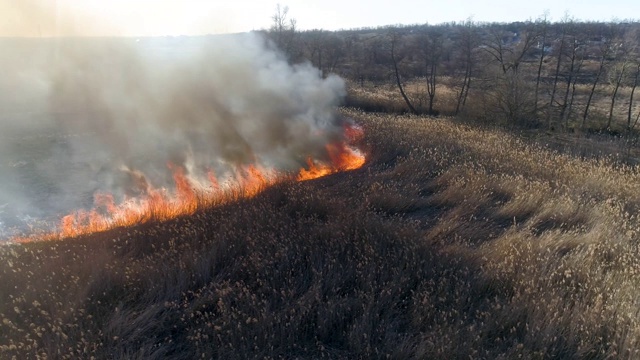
[13, 125, 365, 242]
[297, 143, 365, 181]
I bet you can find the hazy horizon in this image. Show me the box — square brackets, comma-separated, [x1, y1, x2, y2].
[1, 0, 639, 37]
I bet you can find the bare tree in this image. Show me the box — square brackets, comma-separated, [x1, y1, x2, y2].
[547, 17, 569, 127]
[454, 19, 479, 115]
[303, 30, 326, 72]
[321, 34, 345, 75]
[605, 46, 630, 130]
[559, 34, 586, 128]
[269, 4, 300, 61]
[582, 23, 622, 128]
[628, 61, 640, 130]
[483, 23, 540, 75]
[482, 23, 541, 124]
[534, 12, 550, 115]
[388, 29, 418, 115]
[418, 27, 445, 115]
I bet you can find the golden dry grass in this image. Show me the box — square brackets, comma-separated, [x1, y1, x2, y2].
[346, 75, 640, 133]
[3, 109, 640, 358]
[345, 80, 459, 115]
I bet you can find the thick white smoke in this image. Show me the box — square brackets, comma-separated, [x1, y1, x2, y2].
[0, 33, 346, 236]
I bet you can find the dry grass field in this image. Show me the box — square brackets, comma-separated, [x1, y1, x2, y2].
[346, 76, 640, 135]
[3, 108, 640, 359]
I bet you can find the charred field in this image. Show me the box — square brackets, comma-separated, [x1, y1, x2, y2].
[2, 108, 640, 359]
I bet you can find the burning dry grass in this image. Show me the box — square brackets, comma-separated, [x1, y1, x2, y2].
[3, 109, 640, 358]
[10, 136, 365, 243]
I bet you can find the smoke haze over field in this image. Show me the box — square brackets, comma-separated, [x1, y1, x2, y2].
[0, 34, 346, 236]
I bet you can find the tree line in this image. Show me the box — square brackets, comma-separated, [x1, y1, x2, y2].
[266, 11, 640, 132]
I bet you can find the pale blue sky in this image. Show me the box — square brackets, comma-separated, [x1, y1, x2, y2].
[285, 0, 640, 30]
[2, 0, 639, 36]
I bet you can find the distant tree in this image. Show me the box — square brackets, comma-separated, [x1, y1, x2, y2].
[269, 4, 300, 61]
[388, 29, 418, 115]
[301, 30, 344, 76]
[418, 26, 445, 115]
[582, 22, 622, 128]
[342, 33, 371, 81]
[605, 42, 631, 130]
[559, 29, 587, 128]
[547, 16, 570, 127]
[483, 22, 539, 75]
[534, 12, 550, 116]
[628, 60, 640, 130]
[302, 30, 345, 77]
[321, 33, 345, 75]
[482, 23, 541, 124]
[303, 29, 326, 71]
[454, 18, 480, 115]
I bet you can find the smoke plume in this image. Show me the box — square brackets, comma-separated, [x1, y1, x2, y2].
[0, 33, 346, 236]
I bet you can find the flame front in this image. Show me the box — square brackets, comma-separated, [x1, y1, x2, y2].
[58, 163, 280, 239]
[16, 126, 365, 242]
[297, 144, 365, 181]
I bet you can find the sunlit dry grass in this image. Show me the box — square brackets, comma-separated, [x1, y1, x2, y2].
[3, 109, 640, 358]
[345, 80, 458, 115]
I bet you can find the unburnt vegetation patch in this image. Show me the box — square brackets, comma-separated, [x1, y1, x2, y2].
[3, 109, 640, 359]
